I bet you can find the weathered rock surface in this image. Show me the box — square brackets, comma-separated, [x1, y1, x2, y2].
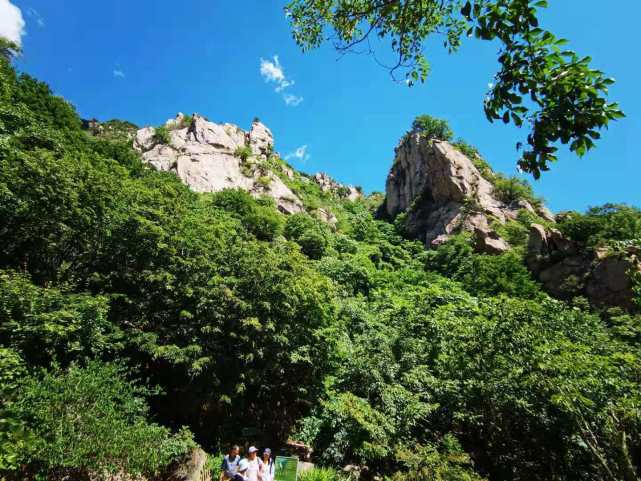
[166, 448, 211, 481]
[316, 207, 338, 227]
[249, 119, 274, 157]
[313, 172, 362, 201]
[134, 114, 303, 214]
[526, 223, 641, 311]
[384, 135, 547, 251]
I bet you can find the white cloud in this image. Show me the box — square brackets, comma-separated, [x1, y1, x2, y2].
[260, 55, 286, 84]
[0, 0, 26, 46]
[26, 7, 44, 28]
[283, 93, 303, 107]
[259, 54, 304, 107]
[113, 69, 125, 78]
[285, 145, 310, 163]
[275, 79, 293, 93]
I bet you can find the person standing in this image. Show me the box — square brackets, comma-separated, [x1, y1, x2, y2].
[261, 449, 275, 481]
[245, 446, 263, 481]
[220, 445, 242, 481]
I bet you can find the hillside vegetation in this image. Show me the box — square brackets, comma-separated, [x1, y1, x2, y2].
[1, 52, 641, 481]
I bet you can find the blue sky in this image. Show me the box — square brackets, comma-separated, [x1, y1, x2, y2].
[4, 0, 640, 213]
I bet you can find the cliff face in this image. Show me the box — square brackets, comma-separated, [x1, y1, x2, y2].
[383, 131, 639, 312]
[384, 134, 551, 253]
[527, 223, 641, 311]
[133, 114, 304, 214]
[133, 114, 362, 217]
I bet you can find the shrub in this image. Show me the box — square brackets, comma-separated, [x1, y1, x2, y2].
[493, 175, 540, 206]
[3, 361, 195, 480]
[206, 453, 224, 480]
[461, 250, 542, 299]
[257, 175, 272, 188]
[153, 125, 171, 145]
[181, 114, 193, 128]
[391, 437, 486, 481]
[336, 186, 352, 199]
[285, 213, 330, 259]
[425, 233, 474, 278]
[248, 205, 284, 241]
[210, 189, 284, 241]
[317, 254, 373, 296]
[411, 115, 453, 141]
[234, 145, 253, 162]
[241, 161, 256, 178]
[425, 235, 541, 299]
[298, 467, 344, 481]
[557, 204, 641, 246]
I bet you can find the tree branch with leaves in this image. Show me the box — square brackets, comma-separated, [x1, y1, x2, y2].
[285, 0, 624, 178]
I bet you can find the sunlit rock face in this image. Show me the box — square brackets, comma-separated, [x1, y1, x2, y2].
[134, 113, 303, 214]
[384, 135, 551, 253]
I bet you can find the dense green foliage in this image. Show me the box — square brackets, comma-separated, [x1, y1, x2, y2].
[411, 115, 454, 141]
[492, 175, 541, 206]
[557, 204, 641, 247]
[1, 50, 640, 481]
[2, 361, 195, 479]
[286, 0, 624, 177]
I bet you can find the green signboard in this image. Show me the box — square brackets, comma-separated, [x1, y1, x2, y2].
[274, 456, 299, 481]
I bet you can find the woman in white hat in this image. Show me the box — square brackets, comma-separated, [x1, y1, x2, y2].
[245, 446, 263, 481]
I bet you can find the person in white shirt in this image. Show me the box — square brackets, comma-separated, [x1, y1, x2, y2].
[261, 448, 274, 481]
[245, 446, 263, 481]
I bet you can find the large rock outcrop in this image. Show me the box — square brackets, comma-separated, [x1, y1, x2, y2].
[527, 223, 641, 311]
[384, 134, 550, 252]
[134, 114, 303, 214]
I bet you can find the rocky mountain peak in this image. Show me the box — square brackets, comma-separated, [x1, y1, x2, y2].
[384, 133, 553, 253]
[133, 113, 303, 214]
[249, 118, 274, 158]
